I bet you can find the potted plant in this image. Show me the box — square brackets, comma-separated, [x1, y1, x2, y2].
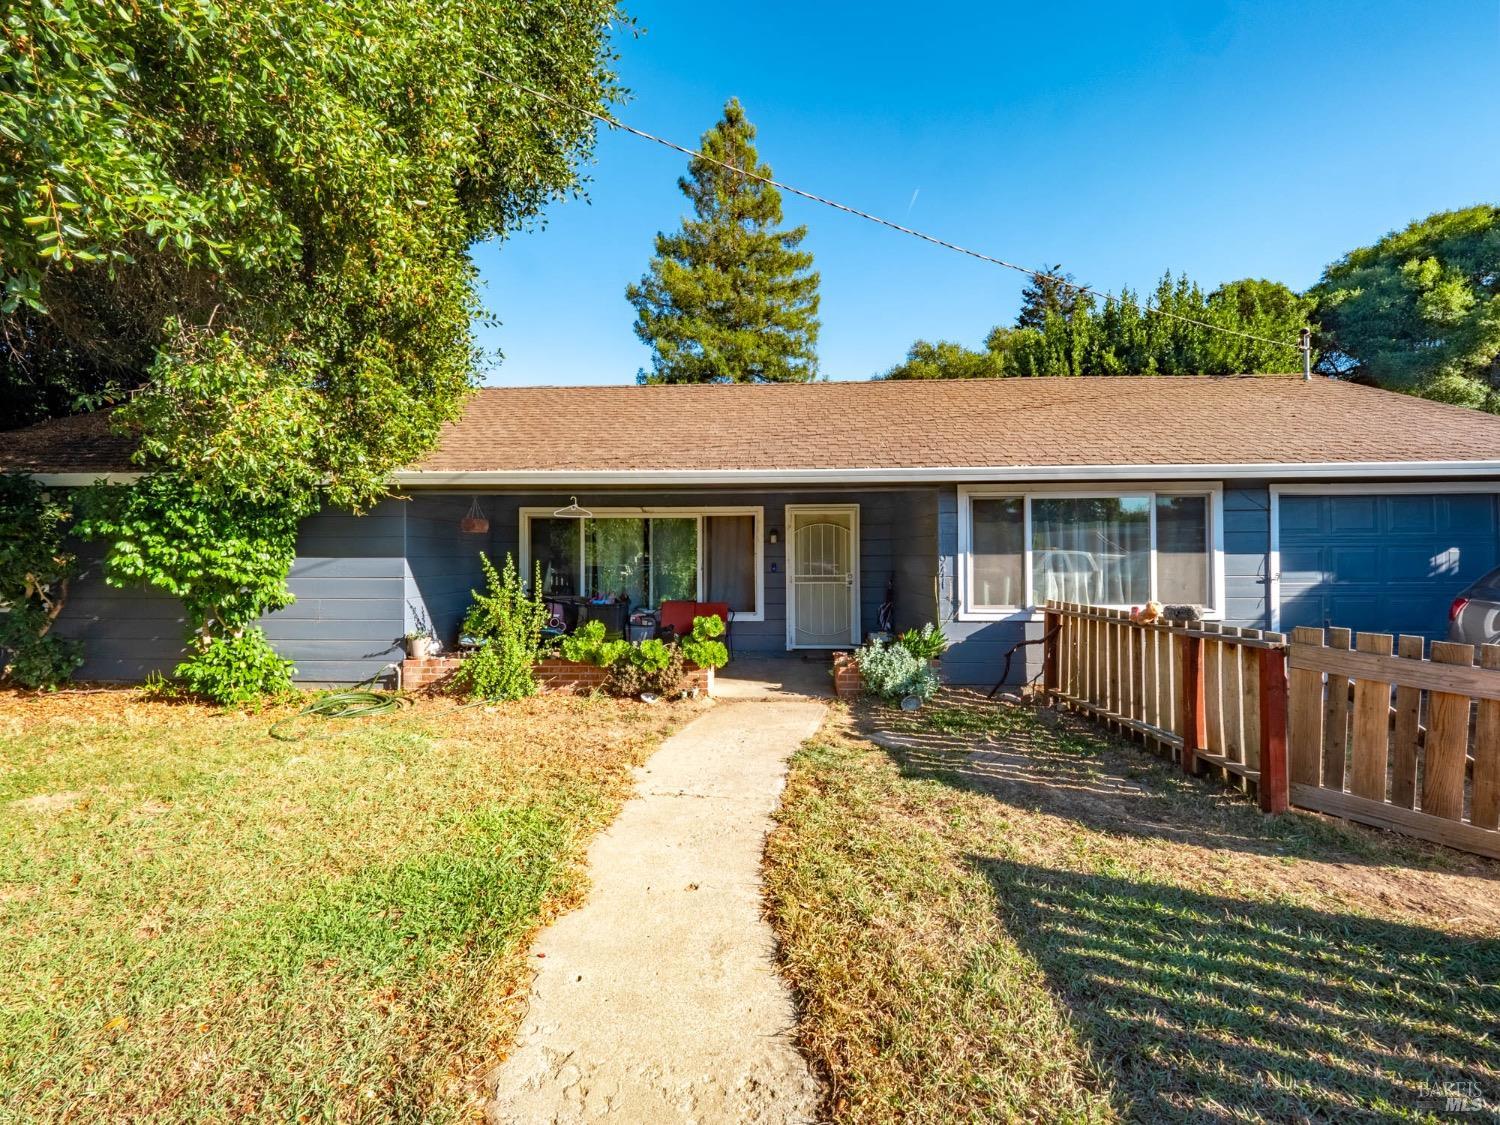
[405, 603, 437, 659]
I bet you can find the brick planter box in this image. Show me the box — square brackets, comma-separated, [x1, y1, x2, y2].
[831, 651, 862, 700]
[400, 653, 713, 696]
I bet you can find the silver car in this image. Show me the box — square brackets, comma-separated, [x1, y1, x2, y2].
[1448, 564, 1500, 645]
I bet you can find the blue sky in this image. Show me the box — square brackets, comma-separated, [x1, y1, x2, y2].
[472, 0, 1500, 386]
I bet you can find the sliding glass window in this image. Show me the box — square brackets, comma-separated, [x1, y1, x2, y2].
[963, 489, 1216, 615]
[522, 509, 762, 618]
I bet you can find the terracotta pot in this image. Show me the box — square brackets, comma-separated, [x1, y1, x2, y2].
[460, 515, 490, 534]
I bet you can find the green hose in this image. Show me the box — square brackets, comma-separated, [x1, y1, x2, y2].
[267, 680, 491, 742]
[268, 683, 409, 741]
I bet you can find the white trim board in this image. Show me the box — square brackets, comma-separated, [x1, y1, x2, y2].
[30, 462, 1500, 490]
[387, 462, 1500, 488]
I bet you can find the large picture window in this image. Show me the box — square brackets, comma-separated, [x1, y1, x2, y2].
[521, 507, 764, 620]
[961, 487, 1219, 617]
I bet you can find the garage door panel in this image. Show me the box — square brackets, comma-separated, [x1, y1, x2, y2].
[1329, 497, 1378, 532]
[1278, 497, 1322, 533]
[1330, 546, 1379, 582]
[1279, 492, 1499, 639]
[1386, 496, 1436, 532]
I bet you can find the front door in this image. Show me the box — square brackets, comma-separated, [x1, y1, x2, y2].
[787, 506, 860, 648]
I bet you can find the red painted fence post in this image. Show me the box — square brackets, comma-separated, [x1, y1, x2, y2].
[1178, 631, 1205, 775]
[1257, 644, 1290, 813]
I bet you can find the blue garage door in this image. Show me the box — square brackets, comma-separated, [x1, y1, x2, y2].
[1278, 492, 1500, 639]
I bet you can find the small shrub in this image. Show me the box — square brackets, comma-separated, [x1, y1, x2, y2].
[607, 641, 686, 697]
[559, 620, 608, 664]
[174, 628, 295, 706]
[897, 623, 948, 662]
[855, 639, 939, 705]
[680, 614, 729, 670]
[453, 553, 548, 701]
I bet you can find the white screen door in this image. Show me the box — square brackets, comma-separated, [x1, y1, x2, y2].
[787, 507, 859, 647]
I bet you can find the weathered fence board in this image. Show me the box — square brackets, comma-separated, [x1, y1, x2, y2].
[1390, 634, 1424, 810]
[1476, 646, 1500, 831]
[1288, 626, 1324, 786]
[1424, 642, 1473, 821]
[1046, 604, 1500, 860]
[1349, 632, 1393, 802]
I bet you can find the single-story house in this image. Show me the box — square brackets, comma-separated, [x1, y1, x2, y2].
[8, 375, 1500, 687]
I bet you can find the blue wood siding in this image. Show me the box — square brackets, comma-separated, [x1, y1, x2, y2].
[261, 500, 407, 684]
[54, 543, 190, 682]
[404, 494, 489, 651]
[482, 489, 941, 656]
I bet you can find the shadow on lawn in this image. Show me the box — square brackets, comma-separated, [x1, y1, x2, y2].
[855, 692, 1500, 878]
[974, 858, 1500, 1121]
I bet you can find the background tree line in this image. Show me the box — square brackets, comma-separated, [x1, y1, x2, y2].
[620, 102, 1496, 411]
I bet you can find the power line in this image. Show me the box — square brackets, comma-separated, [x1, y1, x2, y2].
[504, 78, 1305, 355]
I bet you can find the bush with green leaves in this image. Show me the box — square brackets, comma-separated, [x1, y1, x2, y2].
[75, 475, 300, 703]
[607, 638, 686, 698]
[898, 623, 949, 662]
[0, 475, 82, 688]
[452, 554, 548, 702]
[173, 629, 295, 706]
[679, 614, 729, 670]
[855, 638, 940, 705]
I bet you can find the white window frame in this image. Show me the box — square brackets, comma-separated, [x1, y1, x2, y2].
[956, 482, 1225, 622]
[519, 505, 765, 622]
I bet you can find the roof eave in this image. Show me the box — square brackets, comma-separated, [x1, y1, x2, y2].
[27, 460, 1500, 489]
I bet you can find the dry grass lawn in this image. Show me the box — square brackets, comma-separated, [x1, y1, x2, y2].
[764, 692, 1500, 1123]
[0, 688, 692, 1122]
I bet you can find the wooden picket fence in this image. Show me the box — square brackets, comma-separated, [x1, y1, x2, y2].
[1042, 602, 1289, 813]
[1288, 626, 1500, 859]
[1042, 601, 1500, 859]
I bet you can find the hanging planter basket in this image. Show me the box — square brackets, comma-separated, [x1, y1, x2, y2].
[460, 497, 489, 535]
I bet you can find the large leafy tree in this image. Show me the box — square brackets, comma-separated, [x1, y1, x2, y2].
[1, 0, 623, 507]
[1311, 205, 1500, 411]
[627, 98, 820, 383]
[1, 0, 623, 696]
[882, 274, 1311, 379]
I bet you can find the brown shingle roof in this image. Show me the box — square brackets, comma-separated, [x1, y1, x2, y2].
[413, 376, 1500, 472]
[7, 376, 1500, 477]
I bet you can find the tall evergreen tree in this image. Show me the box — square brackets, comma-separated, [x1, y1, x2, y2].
[627, 99, 820, 383]
[1016, 265, 1091, 329]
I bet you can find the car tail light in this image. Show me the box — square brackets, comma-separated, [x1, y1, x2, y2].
[1450, 595, 1470, 622]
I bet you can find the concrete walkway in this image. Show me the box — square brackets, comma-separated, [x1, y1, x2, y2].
[487, 700, 827, 1124]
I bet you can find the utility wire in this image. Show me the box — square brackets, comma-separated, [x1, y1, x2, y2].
[505, 78, 1304, 355]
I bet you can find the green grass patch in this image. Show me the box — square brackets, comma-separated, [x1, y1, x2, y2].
[764, 699, 1500, 1123]
[0, 691, 684, 1121]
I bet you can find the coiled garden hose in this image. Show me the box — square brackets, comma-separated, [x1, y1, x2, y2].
[268, 684, 409, 741]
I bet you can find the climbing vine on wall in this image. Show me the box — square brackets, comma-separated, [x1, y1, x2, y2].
[76, 476, 302, 703]
[0, 474, 82, 688]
